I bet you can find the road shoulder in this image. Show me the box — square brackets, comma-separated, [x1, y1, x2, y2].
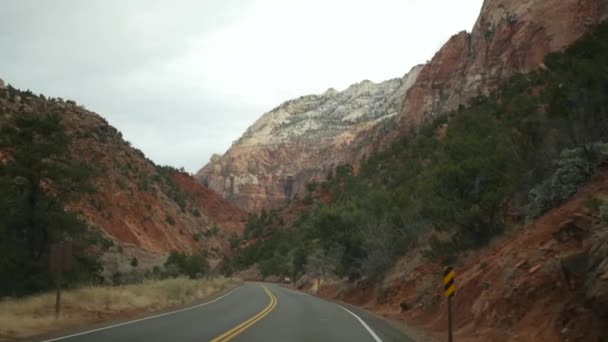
[18, 282, 244, 342]
[280, 285, 437, 342]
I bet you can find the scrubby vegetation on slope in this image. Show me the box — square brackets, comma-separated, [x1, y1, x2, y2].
[227, 22, 608, 281]
[0, 84, 242, 297]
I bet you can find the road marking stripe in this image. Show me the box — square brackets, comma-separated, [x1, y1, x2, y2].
[210, 284, 277, 342]
[40, 287, 241, 342]
[219, 291, 276, 341]
[339, 305, 383, 342]
[215, 295, 275, 342]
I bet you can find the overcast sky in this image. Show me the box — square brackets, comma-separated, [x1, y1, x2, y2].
[0, 0, 483, 173]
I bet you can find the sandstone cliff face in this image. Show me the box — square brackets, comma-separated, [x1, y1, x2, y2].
[196, 67, 423, 212]
[198, 0, 608, 212]
[400, 0, 608, 128]
[0, 84, 244, 265]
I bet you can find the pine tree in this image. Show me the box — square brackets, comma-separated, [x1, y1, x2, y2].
[0, 112, 101, 296]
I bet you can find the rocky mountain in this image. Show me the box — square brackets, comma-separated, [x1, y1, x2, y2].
[0, 83, 246, 270]
[399, 0, 608, 129]
[196, 66, 423, 211]
[197, 0, 608, 212]
[225, 18, 608, 339]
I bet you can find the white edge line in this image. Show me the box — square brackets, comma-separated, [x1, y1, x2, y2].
[41, 286, 240, 342]
[338, 305, 383, 342]
[275, 285, 382, 342]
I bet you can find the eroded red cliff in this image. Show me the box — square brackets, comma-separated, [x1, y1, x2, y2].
[400, 0, 608, 128]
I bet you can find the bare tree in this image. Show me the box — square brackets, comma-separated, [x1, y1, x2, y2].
[306, 246, 343, 280]
[358, 215, 428, 276]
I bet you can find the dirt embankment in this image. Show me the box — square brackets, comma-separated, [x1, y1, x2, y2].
[314, 169, 608, 341]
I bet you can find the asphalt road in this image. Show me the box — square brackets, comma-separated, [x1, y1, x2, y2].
[40, 282, 415, 342]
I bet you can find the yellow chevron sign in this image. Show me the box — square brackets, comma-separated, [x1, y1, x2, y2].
[443, 266, 455, 298]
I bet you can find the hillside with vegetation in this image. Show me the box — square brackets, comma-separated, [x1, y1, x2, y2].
[226, 22, 608, 340]
[0, 85, 245, 297]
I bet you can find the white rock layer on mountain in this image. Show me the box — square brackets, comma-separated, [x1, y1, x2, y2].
[196, 65, 423, 211]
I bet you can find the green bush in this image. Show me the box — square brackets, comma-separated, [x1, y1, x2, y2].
[259, 255, 290, 278]
[305, 181, 318, 193]
[600, 202, 608, 225]
[166, 215, 176, 226]
[203, 226, 219, 237]
[164, 251, 209, 279]
[583, 196, 603, 212]
[229, 233, 241, 249]
[527, 144, 608, 219]
[424, 235, 465, 262]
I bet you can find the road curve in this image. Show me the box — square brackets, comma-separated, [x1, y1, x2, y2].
[39, 282, 415, 342]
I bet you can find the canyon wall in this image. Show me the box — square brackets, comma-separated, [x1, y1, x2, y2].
[196, 67, 422, 211]
[198, 0, 608, 212]
[400, 0, 608, 128]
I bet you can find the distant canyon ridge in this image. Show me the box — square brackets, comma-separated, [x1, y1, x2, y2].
[196, 67, 422, 212]
[196, 0, 608, 212]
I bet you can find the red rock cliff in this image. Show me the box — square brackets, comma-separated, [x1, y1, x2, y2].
[197, 0, 608, 213]
[196, 69, 422, 212]
[400, 0, 608, 128]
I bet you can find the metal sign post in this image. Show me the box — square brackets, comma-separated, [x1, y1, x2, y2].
[50, 242, 72, 318]
[443, 266, 455, 342]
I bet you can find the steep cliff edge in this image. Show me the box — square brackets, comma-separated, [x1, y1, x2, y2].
[400, 0, 608, 128]
[196, 67, 422, 211]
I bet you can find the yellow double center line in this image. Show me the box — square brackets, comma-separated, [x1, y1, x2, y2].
[210, 285, 277, 342]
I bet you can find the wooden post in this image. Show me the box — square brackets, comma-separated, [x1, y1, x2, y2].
[447, 296, 453, 342]
[50, 242, 72, 319]
[55, 270, 62, 318]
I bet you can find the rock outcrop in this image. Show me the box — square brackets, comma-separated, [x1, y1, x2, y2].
[400, 0, 608, 128]
[196, 67, 422, 211]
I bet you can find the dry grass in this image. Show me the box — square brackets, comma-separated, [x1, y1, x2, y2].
[0, 277, 241, 341]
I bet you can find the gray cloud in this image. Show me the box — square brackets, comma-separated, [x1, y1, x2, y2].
[0, 0, 483, 172]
